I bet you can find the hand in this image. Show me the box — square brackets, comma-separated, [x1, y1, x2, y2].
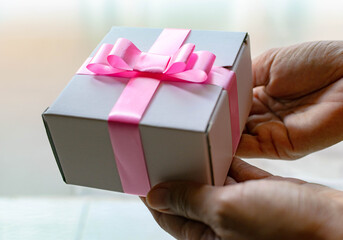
[142, 158, 343, 240]
[236, 41, 343, 159]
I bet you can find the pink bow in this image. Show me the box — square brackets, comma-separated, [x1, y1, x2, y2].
[86, 38, 217, 83]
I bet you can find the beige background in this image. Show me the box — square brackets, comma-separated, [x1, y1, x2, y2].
[0, 0, 342, 239]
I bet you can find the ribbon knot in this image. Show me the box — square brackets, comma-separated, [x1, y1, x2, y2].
[86, 37, 216, 83]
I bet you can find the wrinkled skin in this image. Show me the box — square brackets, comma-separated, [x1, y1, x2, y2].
[142, 41, 343, 239]
[237, 41, 343, 159]
[143, 158, 343, 240]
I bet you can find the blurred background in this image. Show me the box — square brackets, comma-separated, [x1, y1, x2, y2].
[0, 0, 342, 239]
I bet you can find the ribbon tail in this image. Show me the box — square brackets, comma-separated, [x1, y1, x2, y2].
[167, 69, 208, 83]
[207, 67, 240, 153]
[108, 77, 160, 196]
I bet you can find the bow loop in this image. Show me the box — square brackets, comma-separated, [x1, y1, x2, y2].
[186, 51, 216, 74]
[164, 43, 195, 74]
[86, 44, 121, 74]
[107, 38, 141, 70]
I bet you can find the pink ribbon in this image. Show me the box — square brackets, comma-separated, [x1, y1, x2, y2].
[77, 29, 240, 196]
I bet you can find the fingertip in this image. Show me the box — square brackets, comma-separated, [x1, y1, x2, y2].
[224, 176, 237, 185]
[148, 181, 216, 224]
[140, 196, 147, 204]
[229, 157, 272, 182]
[235, 134, 263, 158]
[146, 186, 171, 212]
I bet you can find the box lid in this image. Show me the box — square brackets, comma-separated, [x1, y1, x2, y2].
[93, 27, 247, 68]
[45, 27, 247, 133]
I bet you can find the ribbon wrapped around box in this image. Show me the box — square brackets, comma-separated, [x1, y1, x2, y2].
[43, 27, 253, 196]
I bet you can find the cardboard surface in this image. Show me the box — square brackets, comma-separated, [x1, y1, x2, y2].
[207, 91, 232, 186]
[43, 115, 123, 192]
[231, 36, 253, 133]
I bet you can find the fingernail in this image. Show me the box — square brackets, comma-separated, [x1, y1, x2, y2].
[146, 187, 170, 210]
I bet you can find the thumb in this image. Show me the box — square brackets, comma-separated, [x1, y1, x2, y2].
[252, 47, 279, 88]
[146, 181, 216, 225]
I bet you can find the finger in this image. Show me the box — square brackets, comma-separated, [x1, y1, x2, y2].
[141, 197, 217, 240]
[224, 176, 237, 185]
[252, 48, 279, 87]
[227, 158, 306, 185]
[229, 157, 272, 182]
[228, 158, 305, 184]
[146, 181, 217, 225]
[236, 130, 297, 160]
[254, 41, 343, 99]
[154, 214, 216, 240]
[146, 180, 275, 237]
[235, 134, 267, 158]
[266, 175, 306, 184]
[252, 86, 291, 112]
[248, 89, 271, 115]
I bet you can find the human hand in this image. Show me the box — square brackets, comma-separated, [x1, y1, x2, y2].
[142, 157, 343, 240]
[236, 41, 343, 159]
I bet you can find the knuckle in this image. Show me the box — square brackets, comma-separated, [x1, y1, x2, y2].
[171, 184, 192, 218]
[211, 195, 233, 227]
[199, 228, 216, 240]
[210, 185, 249, 229]
[180, 221, 215, 240]
[155, 212, 168, 230]
[179, 220, 191, 240]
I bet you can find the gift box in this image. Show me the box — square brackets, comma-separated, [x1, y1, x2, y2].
[42, 27, 252, 196]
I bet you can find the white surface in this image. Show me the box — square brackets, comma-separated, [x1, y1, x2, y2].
[0, 197, 174, 240]
[245, 142, 343, 190]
